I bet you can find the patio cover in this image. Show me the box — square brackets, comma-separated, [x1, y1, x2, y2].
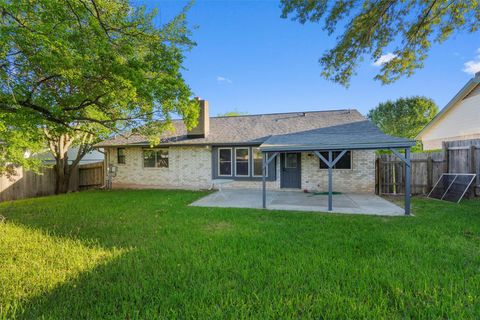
[260, 121, 415, 152]
[258, 120, 416, 215]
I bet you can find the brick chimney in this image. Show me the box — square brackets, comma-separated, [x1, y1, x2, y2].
[187, 98, 209, 138]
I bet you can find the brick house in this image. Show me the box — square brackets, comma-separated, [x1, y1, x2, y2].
[97, 100, 413, 197]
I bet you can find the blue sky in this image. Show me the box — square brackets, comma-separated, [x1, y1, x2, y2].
[139, 0, 480, 116]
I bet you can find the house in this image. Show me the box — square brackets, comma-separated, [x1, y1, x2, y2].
[417, 72, 480, 150]
[97, 100, 414, 202]
[37, 148, 104, 165]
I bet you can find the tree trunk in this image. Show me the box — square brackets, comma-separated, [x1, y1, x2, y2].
[47, 131, 92, 194]
[55, 157, 71, 194]
[55, 172, 70, 194]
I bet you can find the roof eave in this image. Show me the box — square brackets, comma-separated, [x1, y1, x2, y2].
[95, 141, 266, 148]
[259, 141, 416, 152]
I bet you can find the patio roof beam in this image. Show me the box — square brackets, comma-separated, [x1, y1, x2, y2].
[262, 152, 279, 209]
[314, 150, 347, 211]
[313, 150, 347, 168]
[266, 152, 278, 166]
[389, 148, 411, 167]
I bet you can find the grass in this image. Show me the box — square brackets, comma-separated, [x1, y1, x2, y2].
[0, 190, 479, 319]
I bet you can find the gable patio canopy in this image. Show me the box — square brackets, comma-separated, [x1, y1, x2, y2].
[259, 121, 416, 215]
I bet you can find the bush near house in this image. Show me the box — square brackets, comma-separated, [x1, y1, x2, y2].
[1, 190, 479, 319]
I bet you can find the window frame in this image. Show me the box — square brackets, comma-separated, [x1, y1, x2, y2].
[284, 153, 298, 168]
[319, 150, 352, 170]
[234, 147, 250, 177]
[218, 147, 233, 177]
[142, 148, 169, 169]
[252, 147, 267, 177]
[117, 148, 126, 164]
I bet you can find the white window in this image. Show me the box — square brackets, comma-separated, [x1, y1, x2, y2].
[218, 148, 232, 176]
[143, 149, 169, 168]
[252, 148, 265, 177]
[235, 148, 250, 176]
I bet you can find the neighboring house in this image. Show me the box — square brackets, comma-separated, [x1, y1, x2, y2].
[37, 148, 104, 165]
[417, 72, 480, 150]
[97, 100, 413, 193]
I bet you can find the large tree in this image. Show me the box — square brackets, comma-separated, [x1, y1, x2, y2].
[367, 96, 438, 149]
[281, 1, 480, 86]
[0, 0, 198, 193]
[0, 112, 43, 177]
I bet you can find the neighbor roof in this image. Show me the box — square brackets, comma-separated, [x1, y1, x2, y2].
[416, 73, 480, 139]
[96, 109, 369, 147]
[259, 120, 415, 152]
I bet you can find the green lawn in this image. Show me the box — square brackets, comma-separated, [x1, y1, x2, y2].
[0, 190, 479, 319]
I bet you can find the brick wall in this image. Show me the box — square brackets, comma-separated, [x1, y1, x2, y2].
[106, 147, 375, 193]
[301, 150, 375, 193]
[108, 146, 212, 190]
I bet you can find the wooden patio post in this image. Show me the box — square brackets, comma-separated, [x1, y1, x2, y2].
[404, 148, 411, 215]
[262, 152, 266, 208]
[328, 151, 333, 211]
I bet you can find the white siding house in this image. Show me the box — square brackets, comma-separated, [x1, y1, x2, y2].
[417, 72, 480, 150]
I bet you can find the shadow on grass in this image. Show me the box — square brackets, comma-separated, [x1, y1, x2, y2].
[0, 222, 128, 319]
[0, 189, 208, 248]
[13, 248, 156, 319]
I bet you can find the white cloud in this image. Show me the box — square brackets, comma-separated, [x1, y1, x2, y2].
[462, 48, 480, 75]
[372, 52, 397, 67]
[216, 76, 232, 84]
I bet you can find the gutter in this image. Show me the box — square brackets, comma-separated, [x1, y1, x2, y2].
[259, 141, 417, 153]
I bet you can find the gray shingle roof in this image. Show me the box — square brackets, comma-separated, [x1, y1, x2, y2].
[260, 120, 415, 151]
[96, 109, 369, 147]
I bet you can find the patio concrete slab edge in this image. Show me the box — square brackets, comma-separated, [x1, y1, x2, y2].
[190, 189, 405, 216]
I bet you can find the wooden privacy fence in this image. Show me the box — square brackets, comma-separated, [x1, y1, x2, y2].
[376, 152, 445, 195]
[0, 162, 104, 202]
[444, 140, 480, 196]
[376, 139, 480, 196]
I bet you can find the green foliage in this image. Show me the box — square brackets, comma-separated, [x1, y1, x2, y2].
[217, 110, 249, 117]
[281, 1, 480, 86]
[1, 190, 480, 318]
[0, 0, 198, 169]
[368, 96, 438, 150]
[0, 112, 44, 176]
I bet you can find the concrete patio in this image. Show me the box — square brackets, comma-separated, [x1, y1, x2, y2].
[191, 189, 405, 216]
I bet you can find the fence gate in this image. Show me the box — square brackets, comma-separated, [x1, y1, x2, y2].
[78, 162, 105, 189]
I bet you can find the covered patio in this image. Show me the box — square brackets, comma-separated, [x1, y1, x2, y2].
[259, 121, 416, 215]
[190, 189, 405, 216]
